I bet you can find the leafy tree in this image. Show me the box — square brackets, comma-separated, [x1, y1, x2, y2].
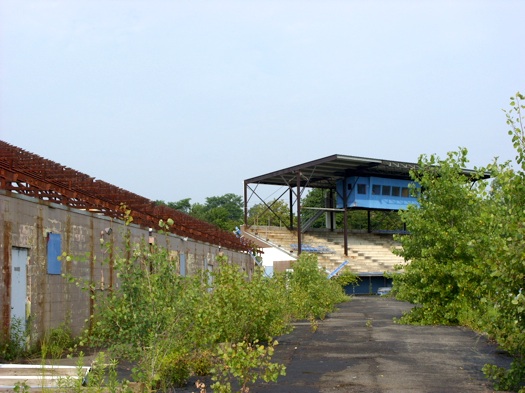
[368, 210, 404, 232]
[168, 198, 192, 213]
[479, 92, 525, 390]
[300, 189, 404, 232]
[247, 199, 290, 227]
[160, 194, 244, 231]
[198, 193, 243, 231]
[392, 149, 488, 324]
[188, 202, 207, 221]
[301, 188, 329, 229]
[155, 198, 192, 214]
[392, 92, 525, 390]
[205, 194, 243, 218]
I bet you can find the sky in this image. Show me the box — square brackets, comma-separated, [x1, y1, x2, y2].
[1, 0, 524, 205]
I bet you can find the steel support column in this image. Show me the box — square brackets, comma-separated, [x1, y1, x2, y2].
[289, 187, 294, 230]
[243, 181, 248, 228]
[343, 177, 348, 256]
[296, 171, 302, 255]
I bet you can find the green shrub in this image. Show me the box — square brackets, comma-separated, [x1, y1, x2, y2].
[0, 317, 29, 362]
[202, 261, 292, 345]
[483, 360, 525, 393]
[210, 340, 286, 393]
[287, 253, 348, 320]
[156, 350, 191, 390]
[332, 270, 360, 289]
[189, 349, 214, 376]
[40, 323, 76, 359]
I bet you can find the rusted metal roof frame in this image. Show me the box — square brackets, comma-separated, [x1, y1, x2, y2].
[0, 141, 250, 252]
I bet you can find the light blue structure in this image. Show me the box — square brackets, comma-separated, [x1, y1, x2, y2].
[327, 260, 349, 279]
[336, 176, 419, 210]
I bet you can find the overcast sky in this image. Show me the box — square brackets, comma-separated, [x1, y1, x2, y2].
[1, 0, 523, 205]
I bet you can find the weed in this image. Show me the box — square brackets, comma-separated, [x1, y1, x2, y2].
[0, 317, 29, 361]
[13, 381, 30, 393]
[210, 340, 286, 393]
[40, 323, 76, 359]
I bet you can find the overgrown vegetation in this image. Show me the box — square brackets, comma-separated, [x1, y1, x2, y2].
[59, 232, 347, 392]
[393, 92, 525, 391]
[0, 317, 29, 362]
[40, 323, 77, 359]
[286, 253, 348, 321]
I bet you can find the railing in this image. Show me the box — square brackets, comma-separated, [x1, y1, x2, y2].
[290, 244, 335, 254]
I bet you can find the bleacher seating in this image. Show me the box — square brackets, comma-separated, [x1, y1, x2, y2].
[245, 225, 407, 274]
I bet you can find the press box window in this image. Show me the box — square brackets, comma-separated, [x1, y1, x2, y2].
[357, 184, 367, 195]
[392, 186, 401, 197]
[401, 187, 410, 197]
[382, 186, 391, 196]
[372, 185, 381, 195]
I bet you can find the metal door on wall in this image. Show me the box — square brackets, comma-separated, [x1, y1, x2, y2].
[11, 247, 28, 330]
[180, 253, 186, 276]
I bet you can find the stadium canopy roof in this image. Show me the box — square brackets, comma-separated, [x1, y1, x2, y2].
[244, 154, 418, 189]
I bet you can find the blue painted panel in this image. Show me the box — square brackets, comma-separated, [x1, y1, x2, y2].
[47, 233, 62, 275]
[344, 276, 393, 295]
[180, 253, 186, 276]
[336, 176, 419, 210]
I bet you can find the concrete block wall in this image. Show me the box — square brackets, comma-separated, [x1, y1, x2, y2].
[0, 191, 253, 341]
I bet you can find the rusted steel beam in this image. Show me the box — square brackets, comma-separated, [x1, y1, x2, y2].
[0, 141, 251, 252]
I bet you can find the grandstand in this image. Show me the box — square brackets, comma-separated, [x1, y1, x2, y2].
[242, 154, 420, 294]
[244, 225, 406, 275]
[243, 154, 485, 293]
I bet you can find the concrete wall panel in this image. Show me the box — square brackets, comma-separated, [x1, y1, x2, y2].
[0, 191, 253, 341]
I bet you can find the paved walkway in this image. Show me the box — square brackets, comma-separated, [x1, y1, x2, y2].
[248, 297, 511, 393]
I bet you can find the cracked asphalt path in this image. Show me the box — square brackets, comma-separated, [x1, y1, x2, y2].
[248, 297, 511, 393]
